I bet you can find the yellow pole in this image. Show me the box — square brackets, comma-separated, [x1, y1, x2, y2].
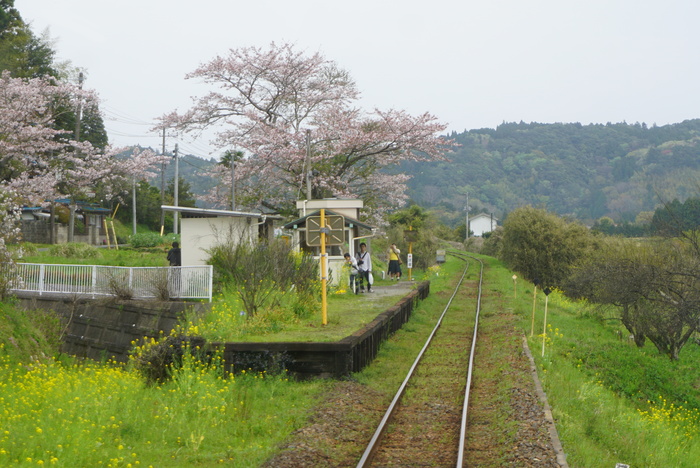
[110, 203, 120, 250]
[408, 226, 413, 281]
[320, 209, 328, 326]
[512, 275, 517, 298]
[530, 285, 537, 337]
[542, 293, 549, 357]
[110, 221, 119, 250]
[103, 219, 112, 249]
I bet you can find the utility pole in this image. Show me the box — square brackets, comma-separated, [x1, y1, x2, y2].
[74, 72, 84, 140]
[465, 193, 470, 241]
[305, 129, 312, 199]
[68, 72, 84, 244]
[132, 176, 137, 235]
[231, 154, 236, 211]
[173, 143, 179, 235]
[160, 128, 167, 232]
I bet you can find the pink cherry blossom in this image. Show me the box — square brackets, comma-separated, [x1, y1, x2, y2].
[157, 42, 456, 219]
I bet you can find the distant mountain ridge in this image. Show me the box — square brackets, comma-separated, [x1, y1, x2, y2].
[400, 119, 700, 225]
[134, 119, 700, 222]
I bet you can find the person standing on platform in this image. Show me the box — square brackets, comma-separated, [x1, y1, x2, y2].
[355, 242, 373, 293]
[387, 243, 402, 280]
[343, 253, 360, 294]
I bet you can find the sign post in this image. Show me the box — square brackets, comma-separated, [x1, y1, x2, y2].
[541, 287, 551, 357]
[306, 212, 345, 326]
[530, 277, 540, 337]
[404, 226, 418, 281]
[320, 209, 328, 325]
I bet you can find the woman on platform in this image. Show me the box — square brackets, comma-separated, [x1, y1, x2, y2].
[387, 243, 402, 280]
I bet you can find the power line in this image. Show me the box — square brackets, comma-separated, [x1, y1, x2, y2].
[102, 105, 157, 126]
[101, 104, 222, 157]
[104, 127, 159, 138]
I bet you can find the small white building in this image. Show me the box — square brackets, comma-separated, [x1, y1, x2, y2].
[470, 213, 498, 237]
[162, 205, 279, 266]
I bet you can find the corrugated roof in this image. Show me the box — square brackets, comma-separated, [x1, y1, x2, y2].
[161, 205, 282, 219]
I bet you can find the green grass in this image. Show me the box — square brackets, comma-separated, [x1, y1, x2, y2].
[188, 279, 426, 343]
[0, 300, 62, 363]
[480, 255, 700, 467]
[5, 248, 698, 466]
[17, 243, 169, 267]
[0, 350, 327, 467]
[353, 258, 463, 394]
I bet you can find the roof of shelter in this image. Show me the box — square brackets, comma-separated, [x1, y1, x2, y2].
[161, 205, 282, 220]
[470, 213, 499, 222]
[283, 209, 374, 231]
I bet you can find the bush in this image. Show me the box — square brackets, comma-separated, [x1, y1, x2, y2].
[48, 242, 100, 259]
[129, 232, 166, 249]
[208, 239, 319, 316]
[15, 243, 38, 257]
[499, 206, 597, 287]
[131, 334, 208, 385]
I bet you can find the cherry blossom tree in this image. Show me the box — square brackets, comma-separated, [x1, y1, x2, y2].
[158, 42, 454, 219]
[0, 71, 116, 204]
[0, 71, 128, 256]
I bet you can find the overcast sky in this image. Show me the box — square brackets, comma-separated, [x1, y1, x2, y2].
[15, 0, 700, 159]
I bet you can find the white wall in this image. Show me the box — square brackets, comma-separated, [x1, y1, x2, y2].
[180, 217, 256, 265]
[470, 216, 497, 237]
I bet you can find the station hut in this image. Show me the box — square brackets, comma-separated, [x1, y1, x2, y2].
[162, 205, 280, 266]
[283, 199, 375, 285]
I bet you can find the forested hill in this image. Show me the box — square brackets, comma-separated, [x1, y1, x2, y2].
[400, 119, 700, 225]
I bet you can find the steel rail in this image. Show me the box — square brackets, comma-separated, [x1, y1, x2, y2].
[356, 255, 474, 468]
[452, 251, 485, 467]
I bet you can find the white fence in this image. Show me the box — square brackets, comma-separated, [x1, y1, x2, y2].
[6, 263, 213, 302]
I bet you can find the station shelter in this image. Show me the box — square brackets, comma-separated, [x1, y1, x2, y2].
[283, 199, 375, 285]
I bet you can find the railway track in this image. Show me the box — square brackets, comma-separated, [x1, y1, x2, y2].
[356, 251, 484, 467]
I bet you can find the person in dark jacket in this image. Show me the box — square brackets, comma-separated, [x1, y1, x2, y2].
[167, 242, 181, 266]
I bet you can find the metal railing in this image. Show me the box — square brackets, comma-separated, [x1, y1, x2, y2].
[5, 263, 213, 302]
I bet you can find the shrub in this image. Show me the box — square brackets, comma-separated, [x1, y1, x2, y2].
[104, 269, 134, 300]
[208, 239, 319, 316]
[131, 333, 208, 385]
[129, 232, 166, 249]
[499, 206, 597, 287]
[48, 242, 100, 259]
[15, 243, 38, 257]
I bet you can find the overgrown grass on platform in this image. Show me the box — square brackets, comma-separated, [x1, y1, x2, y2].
[186, 274, 432, 343]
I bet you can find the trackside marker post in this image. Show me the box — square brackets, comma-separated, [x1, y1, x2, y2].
[542, 287, 552, 357]
[530, 281, 539, 336]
